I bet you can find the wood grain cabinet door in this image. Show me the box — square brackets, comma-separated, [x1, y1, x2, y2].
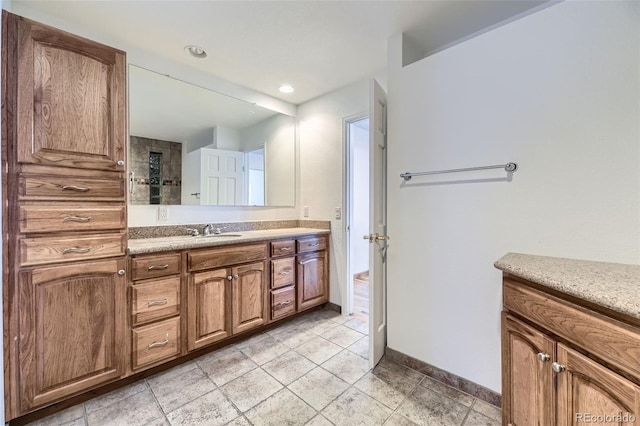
[296, 251, 328, 311]
[187, 269, 231, 350]
[502, 314, 555, 426]
[18, 258, 126, 410]
[556, 344, 640, 426]
[13, 14, 126, 171]
[231, 261, 266, 335]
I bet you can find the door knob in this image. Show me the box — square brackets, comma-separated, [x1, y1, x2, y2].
[363, 233, 390, 243]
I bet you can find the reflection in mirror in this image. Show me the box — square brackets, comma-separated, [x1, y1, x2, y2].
[128, 65, 295, 206]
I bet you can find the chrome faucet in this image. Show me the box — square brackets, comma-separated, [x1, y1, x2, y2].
[203, 224, 212, 236]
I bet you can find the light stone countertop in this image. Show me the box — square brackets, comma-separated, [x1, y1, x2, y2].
[495, 253, 640, 322]
[128, 227, 330, 255]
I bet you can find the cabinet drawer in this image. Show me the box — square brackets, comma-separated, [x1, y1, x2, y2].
[188, 243, 267, 272]
[131, 253, 181, 281]
[271, 286, 296, 320]
[504, 279, 640, 380]
[271, 240, 295, 257]
[19, 233, 126, 266]
[271, 257, 295, 289]
[132, 317, 180, 370]
[131, 277, 180, 326]
[297, 236, 327, 253]
[19, 204, 125, 233]
[19, 175, 125, 201]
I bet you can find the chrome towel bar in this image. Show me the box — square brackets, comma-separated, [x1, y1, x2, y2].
[400, 162, 517, 181]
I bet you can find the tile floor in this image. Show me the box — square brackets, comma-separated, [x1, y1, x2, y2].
[26, 309, 500, 426]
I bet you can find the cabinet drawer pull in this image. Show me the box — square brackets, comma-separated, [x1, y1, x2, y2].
[147, 264, 169, 271]
[551, 362, 566, 373]
[309, 243, 319, 247]
[148, 334, 169, 349]
[537, 352, 550, 362]
[62, 185, 90, 192]
[63, 246, 92, 254]
[278, 300, 292, 306]
[233, 274, 239, 279]
[227, 275, 233, 281]
[147, 298, 168, 307]
[63, 215, 91, 223]
[278, 270, 291, 275]
[279, 247, 292, 252]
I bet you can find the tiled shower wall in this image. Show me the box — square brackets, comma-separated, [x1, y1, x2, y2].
[130, 136, 182, 205]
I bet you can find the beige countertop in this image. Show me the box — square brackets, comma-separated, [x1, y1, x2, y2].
[495, 252, 640, 321]
[128, 227, 330, 255]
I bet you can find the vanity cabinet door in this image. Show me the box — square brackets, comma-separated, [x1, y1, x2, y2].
[18, 259, 126, 411]
[187, 268, 232, 350]
[297, 250, 328, 311]
[556, 344, 640, 426]
[231, 261, 267, 335]
[502, 314, 555, 426]
[14, 14, 126, 172]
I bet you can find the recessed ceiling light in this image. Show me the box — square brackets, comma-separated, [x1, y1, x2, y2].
[185, 45, 207, 58]
[279, 85, 294, 94]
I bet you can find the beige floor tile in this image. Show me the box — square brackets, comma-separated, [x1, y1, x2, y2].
[321, 350, 371, 384]
[383, 413, 419, 426]
[343, 317, 369, 335]
[374, 358, 424, 383]
[144, 417, 171, 426]
[245, 388, 316, 426]
[240, 335, 290, 365]
[396, 386, 469, 426]
[418, 376, 475, 407]
[295, 336, 343, 364]
[28, 404, 86, 426]
[354, 362, 421, 410]
[198, 350, 258, 386]
[85, 380, 149, 414]
[463, 410, 500, 426]
[320, 325, 364, 348]
[86, 389, 164, 426]
[304, 316, 341, 335]
[148, 365, 216, 413]
[226, 416, 252, 425]
[165, 389, 239, 426]
[271, 325, 317, 348]
[289, 367, 349, 411]
[262, 350, 316, 385]
[470, 399, 501, 423]
[346, 336, 369, 359]
[221, 368, 283, 412]
[322, 387, 392, 426]
[234, 332, 270, 350]
[306, 414, 334, 426]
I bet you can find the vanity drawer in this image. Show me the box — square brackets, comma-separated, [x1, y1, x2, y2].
[188, 243, 267, 272]
[271, 240, 296, 257]
[19, 232, 126, 266]
[131, 276, 180, 326]
[271, 286, 296, 320]
[132, 316, 180, 370]
[19, 175, 125, 201]
[19, 204, 125, 233]
[271, 257, 295, 289]
[504, 279, 640, 380]
[297, 236, 327, 253]
[131, 253, 181, 281]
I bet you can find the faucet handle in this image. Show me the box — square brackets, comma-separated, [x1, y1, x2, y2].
[213, 226, 225, 234]
[186, 228, 200, 236]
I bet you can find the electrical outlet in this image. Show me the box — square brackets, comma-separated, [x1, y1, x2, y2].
[158, 205, 169, 221]
[303, 206, 309, 217]
[335, 207, 341, 220]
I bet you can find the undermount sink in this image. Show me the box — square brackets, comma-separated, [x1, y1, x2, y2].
[197, 233, 243, 238]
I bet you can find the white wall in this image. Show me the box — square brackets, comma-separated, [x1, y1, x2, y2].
[349, 123, 370, 276]
[386, 1, 640, 393]
[298, 80, 369, 305]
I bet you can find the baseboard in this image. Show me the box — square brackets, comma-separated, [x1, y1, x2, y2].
[324, 302, 341, 313]
[385, 347, 501, 408]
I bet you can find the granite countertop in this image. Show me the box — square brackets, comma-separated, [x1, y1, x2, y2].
[495, 253, 640, 321]
[128, 227, 330, 255]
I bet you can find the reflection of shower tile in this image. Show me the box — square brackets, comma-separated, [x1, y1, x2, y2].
[132, 161, 148, 178]
[130, 185, 149, 204]
[130, 137, 149, 163]
[167, 187, 181, 205]
[166, 163, 182, 181]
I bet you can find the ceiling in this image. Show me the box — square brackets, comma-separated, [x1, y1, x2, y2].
[10, 0, 550, 105]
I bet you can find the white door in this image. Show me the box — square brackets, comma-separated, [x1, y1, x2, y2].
[200, 148, 244, 205]
[368, 79, 388, 367]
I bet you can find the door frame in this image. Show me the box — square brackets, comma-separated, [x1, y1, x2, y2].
[342, 112, 369, 317]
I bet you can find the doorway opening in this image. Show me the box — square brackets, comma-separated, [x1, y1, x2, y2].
[346, 117, 370, 325]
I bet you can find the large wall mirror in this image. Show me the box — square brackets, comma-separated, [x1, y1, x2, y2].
[128, 65, 296, 207]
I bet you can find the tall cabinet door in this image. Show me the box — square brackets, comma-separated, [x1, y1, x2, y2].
[18, 258, 126, 410]
[15, 15, 126, 171]
[231, 261, 266, 334]
[188, 269, 232, 350]
[297, 251, 328, 311]
[502, 314, 555, 426]
[556, 344, 640, 426]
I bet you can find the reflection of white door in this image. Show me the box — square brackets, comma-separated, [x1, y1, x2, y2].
[200, 148, 244, 205]
[368, 79, 388, 368]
